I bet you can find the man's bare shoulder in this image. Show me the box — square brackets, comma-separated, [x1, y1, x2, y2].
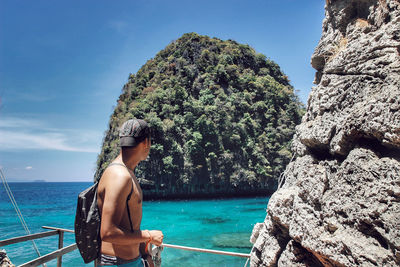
[99, 164, 132, 193]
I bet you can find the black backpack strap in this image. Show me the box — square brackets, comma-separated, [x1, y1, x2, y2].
[126, 189, 134, 232]
[108, 162, 126, 168]
[108, 162, 135, 232]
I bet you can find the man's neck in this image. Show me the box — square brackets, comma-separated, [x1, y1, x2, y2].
[116, 151, 140, 171]
[122, 158, 139, 172]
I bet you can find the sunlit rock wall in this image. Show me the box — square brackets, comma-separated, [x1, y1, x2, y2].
[250, 0, 400, 266]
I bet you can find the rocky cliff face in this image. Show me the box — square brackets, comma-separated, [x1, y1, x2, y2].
[250, 0, 400, 266]
[0, 250, 15, 267]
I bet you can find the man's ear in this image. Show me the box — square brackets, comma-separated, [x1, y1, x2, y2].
[141, 137, 150, 149]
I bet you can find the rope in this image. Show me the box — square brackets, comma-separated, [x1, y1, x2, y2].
[277, 153, 296, 189]
[0, 168, 46, 267]
[243, 257, 250, 267]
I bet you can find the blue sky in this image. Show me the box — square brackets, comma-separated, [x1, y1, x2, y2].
[0, 0, 325, 182]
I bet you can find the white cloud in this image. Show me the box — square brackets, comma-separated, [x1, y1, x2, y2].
[0, 117, 44, 128]
[4, 89, 55, 104]
[0, 117, 101, 153]
[25, 166, 33, 170]
[18, 93, 54, 102]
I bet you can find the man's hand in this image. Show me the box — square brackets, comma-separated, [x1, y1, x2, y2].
[149, 230, 164, 246]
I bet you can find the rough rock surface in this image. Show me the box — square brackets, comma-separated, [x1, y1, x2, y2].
[0, 250, 15, 267]
[250, 0, 400, 266]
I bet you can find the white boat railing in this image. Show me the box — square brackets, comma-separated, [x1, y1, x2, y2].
[0, 227, 74, 267]
[0, 226, 250, 267]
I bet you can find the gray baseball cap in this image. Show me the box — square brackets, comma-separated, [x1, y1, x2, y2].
[119, 119, 150, 147]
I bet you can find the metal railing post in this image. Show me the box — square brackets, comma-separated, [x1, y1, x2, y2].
[57, 230, 64, 267]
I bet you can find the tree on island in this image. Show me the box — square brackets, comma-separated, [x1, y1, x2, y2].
[96, 33, 304, 198]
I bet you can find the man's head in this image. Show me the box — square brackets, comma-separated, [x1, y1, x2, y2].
[119, 119, 151, 158]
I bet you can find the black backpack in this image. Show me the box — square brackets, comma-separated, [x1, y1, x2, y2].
[74, 181, 101, 264]
[74, 163, 135, 264]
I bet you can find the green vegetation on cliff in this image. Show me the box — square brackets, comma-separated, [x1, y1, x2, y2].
[96, 32, 304, 197]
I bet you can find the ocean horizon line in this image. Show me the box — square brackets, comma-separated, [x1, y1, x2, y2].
[5, 180, 93, 183]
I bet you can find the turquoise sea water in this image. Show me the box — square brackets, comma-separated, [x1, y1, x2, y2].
[0, 182, 269, 267]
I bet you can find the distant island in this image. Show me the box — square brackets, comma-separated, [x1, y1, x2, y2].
[33, 179, 46, 183]
[96, 32, 304, 199]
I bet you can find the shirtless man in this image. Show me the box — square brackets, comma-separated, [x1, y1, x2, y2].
[97, 119, 163, 267]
